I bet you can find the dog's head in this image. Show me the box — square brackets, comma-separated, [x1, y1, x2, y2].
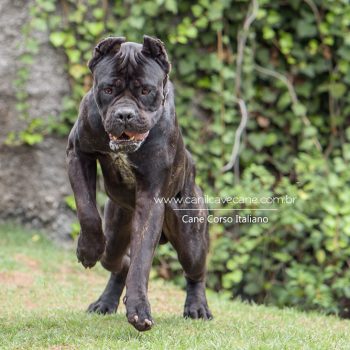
[88, 36, 171, 153]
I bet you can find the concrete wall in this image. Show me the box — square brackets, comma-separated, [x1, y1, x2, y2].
[0, 0, 75, 242]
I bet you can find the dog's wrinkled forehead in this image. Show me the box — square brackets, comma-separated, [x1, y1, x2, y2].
[94, 42, 163, 83]
[117, 42, 144, 70]
[89, 36, 171, 84]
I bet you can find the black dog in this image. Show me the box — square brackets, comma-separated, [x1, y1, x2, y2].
[66, 36, 212, 331]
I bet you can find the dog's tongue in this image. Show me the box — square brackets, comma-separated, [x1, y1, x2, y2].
[124, 130, 149, 141]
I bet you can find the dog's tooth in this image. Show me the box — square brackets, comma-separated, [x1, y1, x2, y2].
[133, 315, 139, 322]
[130, 136, 135, 141]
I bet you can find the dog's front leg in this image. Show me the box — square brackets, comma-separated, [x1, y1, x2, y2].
[125, 190, 164, 331]
[67, 148, 105, 268]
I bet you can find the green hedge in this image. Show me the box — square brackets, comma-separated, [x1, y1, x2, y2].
[17, 0, 350, 316]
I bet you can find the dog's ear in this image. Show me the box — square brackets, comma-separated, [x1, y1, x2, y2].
[141, 35, 171, 74]
[88, 36, 126, 72]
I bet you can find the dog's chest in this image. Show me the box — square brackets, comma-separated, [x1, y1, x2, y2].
[109, 153, 136, 188]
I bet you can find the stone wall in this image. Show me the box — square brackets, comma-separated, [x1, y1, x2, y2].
[0, 0, 75, 242]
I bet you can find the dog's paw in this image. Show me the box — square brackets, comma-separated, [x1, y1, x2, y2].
[87, 298, 118, 314]
[76, 233, 106, 268]
[184, 298, 213, 320]
[126, 297, 154, 332]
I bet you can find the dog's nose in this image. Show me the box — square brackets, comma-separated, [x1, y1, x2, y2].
[115, 108, 136, 122]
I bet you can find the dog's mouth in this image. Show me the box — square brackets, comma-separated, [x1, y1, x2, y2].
[109, 130, 149, 143]
[108, 130, 150, 152]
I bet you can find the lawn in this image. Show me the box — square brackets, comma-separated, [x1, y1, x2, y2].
[1, 224, 350, 349]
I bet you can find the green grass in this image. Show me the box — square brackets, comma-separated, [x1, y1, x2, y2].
[1, 224, 350, 349]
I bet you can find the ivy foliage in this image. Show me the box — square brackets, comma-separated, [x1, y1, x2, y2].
[18, 0, 350, 315]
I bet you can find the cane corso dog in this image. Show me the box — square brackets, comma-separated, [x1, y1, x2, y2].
[66, 35, 212, 331]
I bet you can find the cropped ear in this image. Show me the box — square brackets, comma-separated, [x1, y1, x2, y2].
[88, 36, 126, 72]
[141, 35, 171, 74]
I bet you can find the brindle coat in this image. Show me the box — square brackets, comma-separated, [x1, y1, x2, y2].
[66, 36, 212, 331]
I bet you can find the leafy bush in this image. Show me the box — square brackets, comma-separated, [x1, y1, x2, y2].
[17, 0, 350, 315]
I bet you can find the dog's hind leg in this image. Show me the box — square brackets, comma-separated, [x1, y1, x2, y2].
[164, 184, 213, 320]
[87, 266, 128, 314]
[87, 199, 131, 314]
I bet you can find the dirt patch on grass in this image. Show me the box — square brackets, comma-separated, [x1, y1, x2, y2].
[57, 265, 106, 285]
[0, 271, 34, 288]
[14, 253, 40, 271]
[25, 300, 39, 310]
[149, 282, 185, 314]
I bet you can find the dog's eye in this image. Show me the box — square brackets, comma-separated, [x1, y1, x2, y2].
[103, 87, 113, 95]
[141, 87, 150, 95]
